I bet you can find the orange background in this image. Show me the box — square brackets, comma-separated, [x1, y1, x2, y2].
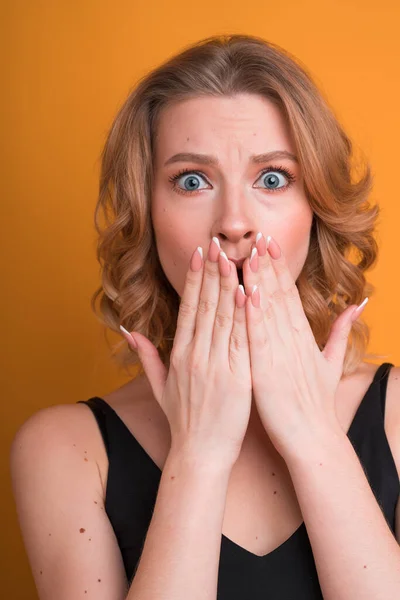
[2, 1, 399, 597]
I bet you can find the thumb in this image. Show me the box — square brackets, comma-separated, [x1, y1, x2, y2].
[322, 304, 359, 371]
[119, 326, 167, 407]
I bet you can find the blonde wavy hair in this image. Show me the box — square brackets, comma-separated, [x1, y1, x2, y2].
[91, 33, 389, 380]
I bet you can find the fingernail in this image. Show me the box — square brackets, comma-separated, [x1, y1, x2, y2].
[120, 325, 138, 349]
[209, 237, 221, 262]
[219, 250, 231, 276]
[251, 284, 260, 308]
[190, 246, 203, 272]
[255, 232, 267, 256]
[250, 247, 258, 272]
[351, 297, 369, 322]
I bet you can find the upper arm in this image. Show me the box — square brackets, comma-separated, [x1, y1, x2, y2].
[10, 404, 129, 600]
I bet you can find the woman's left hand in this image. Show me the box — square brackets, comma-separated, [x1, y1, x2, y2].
[242, 233, 368, 460]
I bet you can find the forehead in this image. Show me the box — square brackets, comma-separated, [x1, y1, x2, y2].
[153, 93, 296, 164]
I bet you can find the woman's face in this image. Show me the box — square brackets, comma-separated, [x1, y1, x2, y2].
[151, 93, 314, 298]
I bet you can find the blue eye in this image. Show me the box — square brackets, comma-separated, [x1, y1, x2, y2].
[257, 169, 291, 191]
[168, 165, 296, 196]
[169, 171, 208, 194]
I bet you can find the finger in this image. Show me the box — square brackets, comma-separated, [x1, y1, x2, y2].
[322, 306, 356, 373]
[173, 245, 205, 354]
[244, 240, 294, 345]
[245, 285, 276, 381]
[229, 283, 251, 376]
[118, 328, 168, 406]
[192, 237, 222, 363]
[265, 237, 315, 345]
[209, 252, 237, 356]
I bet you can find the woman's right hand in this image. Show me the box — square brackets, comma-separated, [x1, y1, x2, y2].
[120, 237, 252, 470]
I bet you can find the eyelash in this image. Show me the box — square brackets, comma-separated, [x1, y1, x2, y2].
[167, 165, 296, 196]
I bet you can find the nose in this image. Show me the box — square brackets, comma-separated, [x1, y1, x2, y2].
[211, 188, 260, 257]
[212, 229, 256, 257]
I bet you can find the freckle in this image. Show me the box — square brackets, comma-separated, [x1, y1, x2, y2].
[364, 565, 367, 568]
[85, 591, 87, 594]
[272, 472, 275, 476]
[48, 533, 51, 536]
[98, 579, 101, 582]
[89, 538, 92, 541]
[40, 570, 43, 575]
[84, 458, 88, 461]
[273, 490, 277, 494]
[84, 450, 87, 453]
[94, 501, 98, 504]
[319, 463, 323, 466]
[171, 476, 175, 480]
[73, 444, 76, 447]
[255, 536, 258, 539]
[80, 528, 86, 533]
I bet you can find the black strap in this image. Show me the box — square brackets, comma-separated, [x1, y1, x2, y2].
[372, 362, 394, 420]
[77, 398, 110, 457]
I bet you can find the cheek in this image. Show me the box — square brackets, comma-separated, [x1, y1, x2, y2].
[152, 207, 200, 296]
[273, 215, 313, 282]
[287, 237, 310, 282]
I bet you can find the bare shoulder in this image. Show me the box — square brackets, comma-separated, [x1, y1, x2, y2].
[10, 401, 108, 496]
[356, 361, 400, 480]
[10, 404, 130, 599]
[339, 359, 399, 456]
[11, 374, 169, 503]
[335, 360, 380, 430]
[336, 360, 400, 542]
[11, 401, 104, 459]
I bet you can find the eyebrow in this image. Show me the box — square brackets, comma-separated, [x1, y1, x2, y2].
[164, 150, 298, 167]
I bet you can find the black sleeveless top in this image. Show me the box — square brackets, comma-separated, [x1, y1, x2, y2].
[77, 362, 399, 599]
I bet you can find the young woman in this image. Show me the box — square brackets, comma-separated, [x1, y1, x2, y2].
[10, 34, 400, 599]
